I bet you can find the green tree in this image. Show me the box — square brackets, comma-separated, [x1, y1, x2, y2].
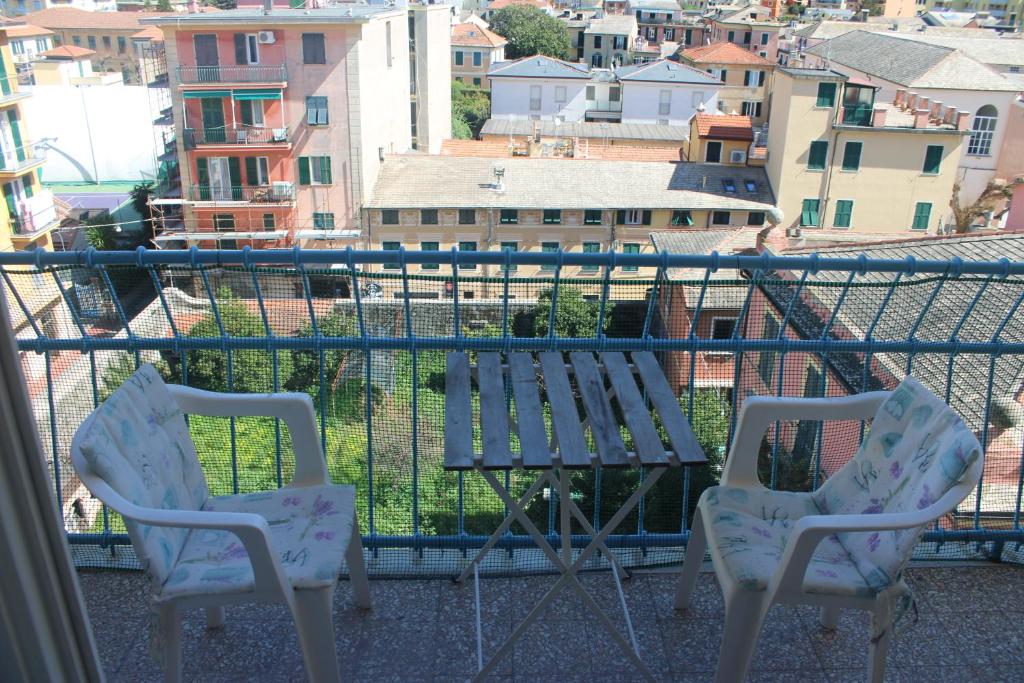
[451, 79, 490, 139]
[532, 287, 612, 338]
[84, 212, 116, 251]
[286, 311, 358, 395]
[130, 181, 156, 245]
[490, 5, 572, 60]
[156, 0, 172, 10]
[185, 288, 293, 393]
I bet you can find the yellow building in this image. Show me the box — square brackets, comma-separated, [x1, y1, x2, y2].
[684, 113, 766, 167]
[677, 41, 775, 125]
[765, 67, 968, 234]
[363, 154, 778, 292]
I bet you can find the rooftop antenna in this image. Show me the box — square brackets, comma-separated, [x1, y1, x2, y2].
[493, 164, 505, 191]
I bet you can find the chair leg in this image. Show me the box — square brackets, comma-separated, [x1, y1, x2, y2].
[205, 606, 226, 629]
[714, 591, 769, 683]
[820, 606, 840, 631]
[345, 514, 372, 609]
[673, 506, 707, 610]
[867, 607, 893, 683]
[160, 602, 183, 683]
[293, 586, 341, 683]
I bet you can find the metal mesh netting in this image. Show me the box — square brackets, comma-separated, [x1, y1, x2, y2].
[3, 252, 1022, 576]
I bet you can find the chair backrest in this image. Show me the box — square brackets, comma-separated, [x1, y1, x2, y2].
[70, 364, 209, 586]
[812, 376, 982, 591]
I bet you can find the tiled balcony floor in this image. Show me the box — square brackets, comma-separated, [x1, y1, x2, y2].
[77, 564, 1024, 682]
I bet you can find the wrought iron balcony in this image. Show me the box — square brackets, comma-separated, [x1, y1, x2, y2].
[9, 189, 59, 238]
[183, 126, 290, 148]
[186, 183, 295, 203]
[176, 64, 288, 85]
[0, 141, 45, 174]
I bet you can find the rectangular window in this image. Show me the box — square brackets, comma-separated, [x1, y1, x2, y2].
[748, 211, 766, 225]
[458, 209, 476, 225]
[658, 89, 671, 116]
[816, 82, 837, 107]
[381, 209, 399, 225]
[313, 212, 335, 229]
[760, 32, 769, 45]
[543, 209, 561, 224]
[382, 241, 401, 270]
[454, 50, 463, 66]
[473, 78, 481, 87]
[541, 241, 559, 271]
[623, 209, 642, 225]
[473, 51, 482, 67]
[800, 199, 820, 227]
[87, 35, 96, 50]
[298, 156, 332, 185]
[609, 86, 620, 102]
[833, 199, 853, 229]
[664, 28, 674, 41]
[117, 36, 126, 54]
[306, 96, 328, 126]
[263, 213, 275, 230]
[500, 209, 518, 224]
[691, 91, 704, 108]
[711, 317, 737, 340]
[923, 145, 943, 175]
[102, 36, 111, 49]
[72, 36, 81, 46]
[582, 241, 600, 272]
[584, 209, 602, 225]
[622, 243, 640, 272]
[841, 141, 862, 171]
[712, 211, 730, 225]
[593, 35, 602, 48]
[500, 241, 518, 272]
[744, 70, 758, 86]
[671, 210, 694, 226]
[741, 101, 762, 118]
[555, 85, 566, 104]
[421, 241, 439, 270]
[420, 209, 438, 225]
[912, 202, 932, 230]
[758, 315, 780, 386]
[458, 241, 477, 269]
[586, 85, 595, 100]
[302, 33, 326, 64]
[529, 85, 541, 111]
[808, 140, 828, 170]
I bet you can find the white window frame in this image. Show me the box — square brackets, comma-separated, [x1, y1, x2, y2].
[658, 89, 671, 116]
[691, 91, 705, 108]
[968, 108, 997, 156]
[310, 156, 330, 185]
[256, 156, 270, 186]
[529, 85, 542, 111]
[624, 209, 642, 225]
[554, 85, 566, 105]
[245, 33, 259, 64]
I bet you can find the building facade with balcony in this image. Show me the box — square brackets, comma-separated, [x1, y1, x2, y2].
[706, 9, 787, 63]
[764, 67, 968, 235]
[147, 5, 418, 249]
[583, 13, 638, 68]
[488, 55, 720, 125]
[363, 154, 777, 290]
[5, 22, 52, 83]
[629, 0, 703, 48]
[678, 41, 774, 124]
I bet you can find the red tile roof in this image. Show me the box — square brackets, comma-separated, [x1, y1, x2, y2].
[679, 41, 774, 66]
[694, 114, 754, 141]
[131, 25, 165, 42]
[451, 22, 507, 48]
[23, 7, 175, 31]
[5, 23, 53, 38]
[41, 45, 96, 59]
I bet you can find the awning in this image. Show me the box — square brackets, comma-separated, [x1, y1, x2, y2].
[182, 90, 230, 99]
[294, 230, 361, 240]
[154, 231, 282, 242]
[233, 88, 283, 101]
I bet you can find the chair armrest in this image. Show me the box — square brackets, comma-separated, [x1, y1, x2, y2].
[722, 392, 890, 488]
[116, 498, 294, 601]
[166, 385, 328, 488]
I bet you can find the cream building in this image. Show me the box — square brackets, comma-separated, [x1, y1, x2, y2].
[583, 13, 638, 68]
[451, 21, 506, 88]
[678, 41, 774, 124]
[766, 67, 968, 234]
[363, 154, 777, 289]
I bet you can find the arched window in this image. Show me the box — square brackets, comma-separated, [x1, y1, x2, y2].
[967, 104, 998, 156]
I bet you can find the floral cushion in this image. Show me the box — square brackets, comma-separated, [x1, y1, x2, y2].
[813, 376, 982, 591]
[77, 364, 210, 586]
[704, 486, 875, 597]
[159, 484, 356, 600]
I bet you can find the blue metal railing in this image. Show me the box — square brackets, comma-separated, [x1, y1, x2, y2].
[2, 247, 1022, 572]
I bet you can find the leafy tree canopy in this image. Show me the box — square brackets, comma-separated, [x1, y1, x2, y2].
[451, 79, 490, 139]
[490, 5, 572, 61]
[532, 287, 612, 339]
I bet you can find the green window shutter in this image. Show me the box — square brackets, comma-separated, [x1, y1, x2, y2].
[0, 51, 9, 96]
[244, 157, 258, 186]
[455, 51, 463, 65]
[720, 69, 727, 82]
[500, 241, 518, 271]
[641, 210, 652, 225]
[801, 199, 819, 227]
[320, 156, 332, 184]
[228, 157, 242, 200]
[234, 33, 247, 65]
[421, 241, 439, 269]
[195, 157, 210, 200]
[616, 210, 626, 224]
[22, 173, 32, 198]
[808, 140, 828, 170]
[307, 97, 317, 125]
[912, 202, 931, 230]
[298, 157, 311, 185]
[841, 142, 862, 171]
[8, 111, 24, 162]
[582, 241, 600, 272]
[458, 241, 477, 269]
[923, 145, 943, 175]
[816, 82, 836, 107]
[240, 100, 253, 127]
[3, 182, 15, 220]
[541, 241, 558, 270]
[263, 213, 275, 229]
[833, 200, 853, 228]
[622, 243, 640, 272]
[382, 241, 401, 269]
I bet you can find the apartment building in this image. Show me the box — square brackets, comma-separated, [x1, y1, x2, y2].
[6, 22, 50, 82]
[678, 41, 774, 123]
[23, 7, 172, 84]
[706, 6, 787, 62]
[583, 13, 637, 68]
[409, 2, 452, 155]
[630, 0, 687, 45]
[480, 117, 690, 157]
[363, 154, 777, 288]
[802, 30, 1022, 204]
[683, 113, 763, 166]
[488, 55, 720, 124]
[451, 21, 506, 87]
[147, 5, 418, 249]
[765, 67, 967, 234]
[923, 1, 1023, 27]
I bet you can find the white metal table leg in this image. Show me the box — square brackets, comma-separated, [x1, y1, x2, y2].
[546, 470, 631, 580]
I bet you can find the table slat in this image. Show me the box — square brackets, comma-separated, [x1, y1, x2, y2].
[601, 352, 668, 466]
[508, 353, 552, 469]
[632, 352, 706, 466]
[477, 352, 514, 469]
[443, 352, 475, 470]
[569, 352, 629, 467]
[538, 352, 591, 468]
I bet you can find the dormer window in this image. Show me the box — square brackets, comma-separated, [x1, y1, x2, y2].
[842, 83, 876, 126]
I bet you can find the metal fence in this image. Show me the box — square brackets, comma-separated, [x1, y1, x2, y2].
[1, 247, 1022, 575]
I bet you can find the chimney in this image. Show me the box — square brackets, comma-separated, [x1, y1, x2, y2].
[907, 93, 919, 111]
[913, 109, 930, 129]
[918, 96, 930, 113]
[943, 106, 955, 125]
[956, 110, 971, 131]
[930, 100, 943, 120]
[263, 0, 272, 15]
[871, 106, 887, 127]
[894, 88, 906, 107]
[859, 8, 869, 22]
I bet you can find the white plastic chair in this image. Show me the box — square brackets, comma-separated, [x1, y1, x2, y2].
[673, 376, 984, 683]
[70, 364, 371, 683]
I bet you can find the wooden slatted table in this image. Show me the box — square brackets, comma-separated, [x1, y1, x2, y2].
[444, 350, 706, 682]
